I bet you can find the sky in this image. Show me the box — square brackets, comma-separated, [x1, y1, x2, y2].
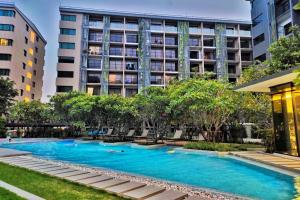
[5, 0, 251, 102]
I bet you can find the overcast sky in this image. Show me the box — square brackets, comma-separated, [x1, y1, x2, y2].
[7, 0, 251, 102]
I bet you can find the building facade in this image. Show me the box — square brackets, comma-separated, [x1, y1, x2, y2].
[57, 7, 253, 97]
[0, 2, 46, 102]
[249, 0, 300, 61]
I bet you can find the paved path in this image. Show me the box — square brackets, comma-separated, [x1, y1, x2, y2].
[0, 155, 198, 200]
[0, 148, 31, 157]
[230, 151, 300, 174]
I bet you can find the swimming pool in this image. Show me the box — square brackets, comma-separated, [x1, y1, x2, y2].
[1, 140, 299, 200]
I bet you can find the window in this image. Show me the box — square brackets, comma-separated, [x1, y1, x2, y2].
[89, 31, 102, 42]
[276, 0, 290, 17]
[0, 54, 11, 61]
[58, 56, 74, 64]
[0, 38, 13, 46]
[151, 61, 163, 71]
[240, 39, 252, 48]
[0, 9, 15, 17]
[110, 47, 122, 56]
[252, 13, 263, 27]
[60, 28, 76, 35]
[26, 72, 32, 79]
[34, 58, 37, 64]
[0, 69, 10, 76]
[228, 65, 236, 74]
[57, 86, 73, 92]
[59, 42, 75, 49]
[188, 37, 200, 46]
[25, 37, 28, 44]
[110, 60, 123, 70]
[61, 14, 76, 22]
[126, 48, 137, 57]
[36, 36, 39, 42]
[22, 63, 26, 70]
[28, 60, 33, 67]
[57, 71, 74, 78]
[21, 76, 25, 82]
[241, 52, 252, 61]
[165, 37, 177, 45]
[87, 72, 101, 83]
[33, 82, 36, 88]
[126, 34, 138, 43]
[110, 34, 123, 43]
[165, 50, 176, 58]
[33, 70, 36, 76]
[203, 37, 215, 46]
[150, 75, 163, 85]
[29, 48, 34, 56]
[151, 21, 163, 32]
[254, 34, 265, 46]
[25, 84, 31, 92]
[284, 22, 292, 36]
[88, 58, 101, 69]
[165, 62, 177, 71]
[151, 49, 163, 58]
[227, 52, 236, 61]
[255, 53, 267, 62]
[35, 47, 38, 53]
[151, 35, 163, 44]
[190, 51, 200, 59]
[24, 50, 27, 57]
[125, 61, 137, 70]
[88, 46, 101, 55]
[30, 31, 35, 43]
[109, 74, 123, 84]
[20, 89, 24, 96]
[0, 24, 14, 31]
[26, 24, 29, 31]
[227, 38, 236, 48]
[31, 94, 35, 100]
[125, 74, 137, 84]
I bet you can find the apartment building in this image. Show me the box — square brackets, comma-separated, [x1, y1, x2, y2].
[57, 6, 253, 97]
[0, 2, 46, 102]
[249, 0, 300, 61]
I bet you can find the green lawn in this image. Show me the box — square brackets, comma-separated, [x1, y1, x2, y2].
[184, 141, 265, 152]
[0, 187, 25, 200]
[0, 162, 127, 200]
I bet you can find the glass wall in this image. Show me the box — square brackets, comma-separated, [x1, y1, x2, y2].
[271, 84, 300, 156]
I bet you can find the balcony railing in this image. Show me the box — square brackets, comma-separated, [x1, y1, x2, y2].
[189, 27, 201, 34]
[89, 21, 103, 29]
[165, 26, 177, 33]
[239, 30, 251, 37]
[126, 23, 138, 30]
[203, 28, 215, 35]
[111, 22, 124, 30]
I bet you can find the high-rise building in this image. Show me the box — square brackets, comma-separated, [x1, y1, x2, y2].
[0, 2, 46, 102]
[249, 0, 300, 61]
[57, 6, 252, 97]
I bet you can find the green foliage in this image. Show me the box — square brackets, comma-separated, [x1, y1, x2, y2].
[0, 162, 126, 200]
[184, 141, 264, 152]
[295, 68, 300, 85]
[0, 116, 6, 138]
[0, 77, 18, 116]
[0, 187, 25, 200]
[238, 61, 269, 84]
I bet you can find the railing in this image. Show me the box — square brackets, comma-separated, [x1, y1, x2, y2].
[239, 30, 251, 37]
[126, 23, 138, 30]
[203, 28, 215, 35]
[110, 23, 124, 30]
[189, 27, 201, 34]
[89, 21, 103, 29]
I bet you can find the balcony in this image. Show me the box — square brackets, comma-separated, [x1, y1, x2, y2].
[189, 27, 201, 34]
[188, 38, 201, 47]
[165, 37, 177, 46]
[110, 48, 123, 56]
[151, 50, 163, 59]
[89, 20, 103, 29]
[150, 76, 163, 85]
[109, 74, 123, 84]
[151, 36, 163, 45]
[165, 50, 177, 59]
[88, 46, 102, 56]
[165, 25, 177, 33]
[126, 23, 138, 31]
[226, 29, 238, 36]
[88, 58, 101, 69]
[125, 75, 137, 84]
[125, 48, 138, 57]
[89, 32, 103, 42]
[126, 62, 138, 70]
[110, 34, 123, 43]
[151, 24, 163, 32]
[203, 28, 215, 35]
[151, 62, 163, 72]
[204, 53, 216, 60]
[110, 22, 124, 30]
[239, 30, 251, 37]
[165, 63, 178, 72]
[87, 72, 101, 83]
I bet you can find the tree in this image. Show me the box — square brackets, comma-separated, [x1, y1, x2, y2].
[267, 26, 300, 72]
[238, 61, 269, 84]
[167, 78, 239, 142]
[295, 68, 300, 85]
[0, 78, 18, 116]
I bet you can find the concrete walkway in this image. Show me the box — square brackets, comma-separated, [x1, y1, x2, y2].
[0, 156, 195, 200]
[0, 148, 31, 157]
[230, 151, 300, 174]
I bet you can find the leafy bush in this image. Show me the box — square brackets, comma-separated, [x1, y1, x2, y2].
[184, 141, 264, 152]
[0, 117, 6, 138]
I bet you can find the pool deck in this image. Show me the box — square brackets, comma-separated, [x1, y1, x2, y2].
[0, 148, 31, 157]
[230, 151, 300, 175]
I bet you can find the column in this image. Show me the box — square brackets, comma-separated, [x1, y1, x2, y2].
[178, 21, 190, 80]
[215, 23, 228, 80]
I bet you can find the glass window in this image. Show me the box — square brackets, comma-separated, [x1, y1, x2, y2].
[24, 50, 27, 57]
[254, 34, 265, 46]
[165, 37, 177, 45]
[57, 86, 73, 92]
[126, 48, 137, 57]
[0, 9, 15, 17]
[150, 75, 163, 85]
[165, 62, 177, 71]
[151, 35, 163, 44]
[110, 34, 123, 42]
[22, 63, 26, 70]
[0, 38, 13, 46]
[110, 47, 122, 56]
[165, 50, 176, 58]
[0, 69, 10, 76]
[20, 89, 23, 96]
[188, 37, 200, 46]
[21, 76, 25, 82]
[58, 56, 74, 63]
[89, 19, 103, 28]
[60, 28, 76, 35]
[165, 23, 177, 32]
[109, 74, 123, 84]
[126, 61, 137, 70]
[151, 61, 163, 71]
[110, 21, 124, 29]
[252, 13, 263, 27]
[57, 71, 74, 78]
[89, 32, 102, 42]
[87, 72, 101, 83]
[88, 59, 101, 69]
[151, 22, 163, 32]
[189, 25, 201, 34]
[0, 54, 11, 61]
[59, 42, 75, 49]
[151, 49, 163, 58]
[0, 24, 14, 31]
[87, 86, 100, 96]
[125, 74, 137, 84]
[126, 22, 138, 30]
[61, 14, 76, 22]
[88, 46, 101, 55]
[203, 37, 215, 47]
[126, 34, 138, 43]
[110, 60, 123, 70]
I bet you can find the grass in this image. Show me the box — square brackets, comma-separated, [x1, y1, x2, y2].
[0, 162, 127, 200]
[184, 141, 265, 152]
[0, 187, 25, 200]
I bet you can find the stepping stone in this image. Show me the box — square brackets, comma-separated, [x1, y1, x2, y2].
[123, 185, 165, 199]
[36, 166, 66, 173]
[91, 179, 129, 189]
[46, 168, 76, 175]
[76, 175, 113, 185]
[65, 172, 100, 181]
[54, 170, 88, 178]
[145, 190, 187, 200]
[28, 164, 58, 170]
[106, 182, 146, 194]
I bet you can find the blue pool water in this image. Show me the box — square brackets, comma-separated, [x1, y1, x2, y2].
[1, 140, 299, 200]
